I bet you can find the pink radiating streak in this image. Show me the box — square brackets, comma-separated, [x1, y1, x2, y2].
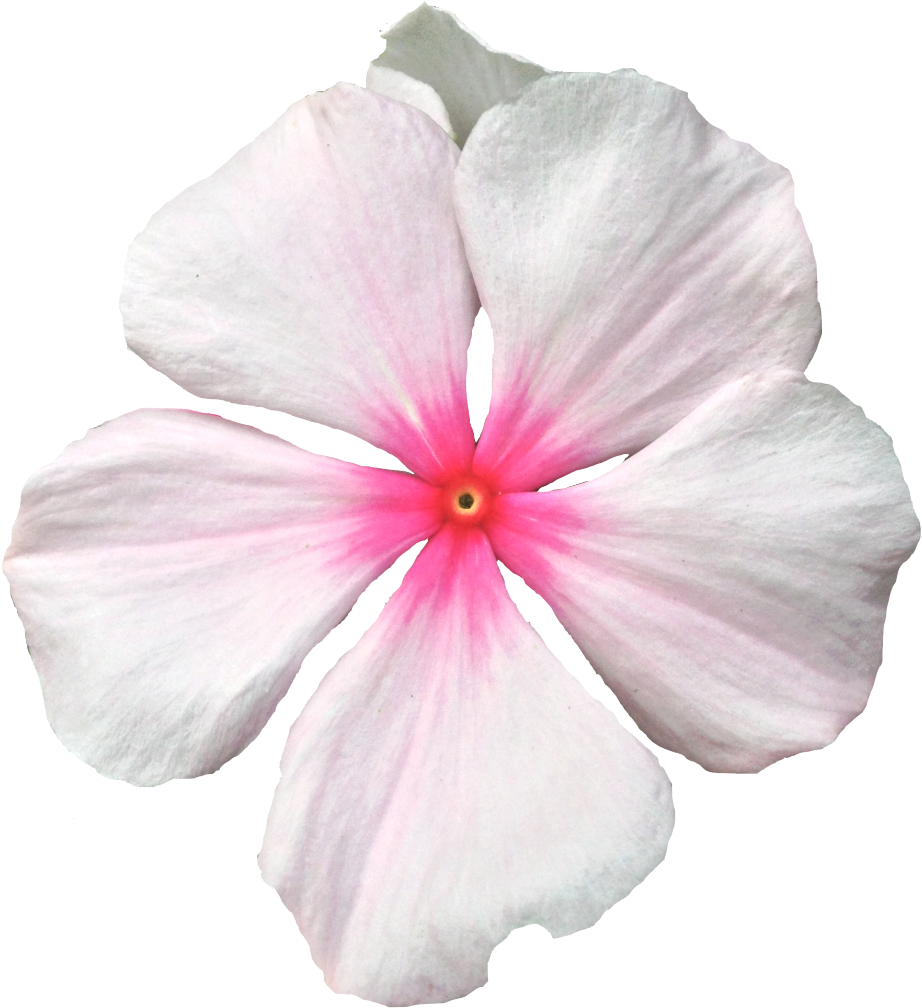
[473, 387, 584, 493]
[368, 383, 476, 485]
[484, 485, 589, 582]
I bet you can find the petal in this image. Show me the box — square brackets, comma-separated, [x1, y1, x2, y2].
[365, 64, 454, 136]
[369, 3, 547, 146]
[122, 83, 478, 483]
[260, 523, 672, 1006]
[486, 371, 919, 772]
[3, 409, 441, 786]
[457, 70, 821, 491]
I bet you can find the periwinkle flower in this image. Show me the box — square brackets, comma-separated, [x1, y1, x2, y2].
[4, 6, 918, 1006]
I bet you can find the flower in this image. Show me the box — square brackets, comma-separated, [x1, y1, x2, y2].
[4, 5, 918, 1007]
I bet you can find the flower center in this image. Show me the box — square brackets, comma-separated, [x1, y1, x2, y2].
[440, 475, 494, 526]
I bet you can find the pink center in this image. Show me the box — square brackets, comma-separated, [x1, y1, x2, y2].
[438, 474, 495, 527]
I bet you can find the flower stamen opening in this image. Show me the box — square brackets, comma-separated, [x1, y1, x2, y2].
[439, 475, 494, 526]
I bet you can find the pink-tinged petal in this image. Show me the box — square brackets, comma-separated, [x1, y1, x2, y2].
[457, 70, 821, 491]
[260, 523, 672, 1006]
[3, 410, 441, 786]
[370, 3, 547, 146]
[365, 64, 454, 136]
[121, 83, 478, 483]
[487, 372, 919, 772]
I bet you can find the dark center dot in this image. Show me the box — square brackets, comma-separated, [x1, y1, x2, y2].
[458, 493, 475, 510]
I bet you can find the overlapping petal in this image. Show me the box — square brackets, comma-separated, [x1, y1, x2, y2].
[368, 3, 547, 145]
[4, 409, 441, 786]
[365, 64, 454, 136]
[122, 83, 478, 483]
[487, 371, 919, 772]
[457, 70, 821, 491]
[260, 523, 673, 1006]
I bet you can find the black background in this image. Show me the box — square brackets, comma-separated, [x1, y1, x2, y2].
[9, 3, 914, 1003]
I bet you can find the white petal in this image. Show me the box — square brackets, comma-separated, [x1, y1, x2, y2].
[122, 83, 478, 483]
[365, 64, 454, 136]
[260, 524, 672, 1005]
[4, 410, 442, 786]
[457, 71, 821, 491]
[487, 372, 919, 772]
[370, 3, 547, 145]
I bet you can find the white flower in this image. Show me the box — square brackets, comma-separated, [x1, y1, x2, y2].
[3, 7, 918, 1007]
